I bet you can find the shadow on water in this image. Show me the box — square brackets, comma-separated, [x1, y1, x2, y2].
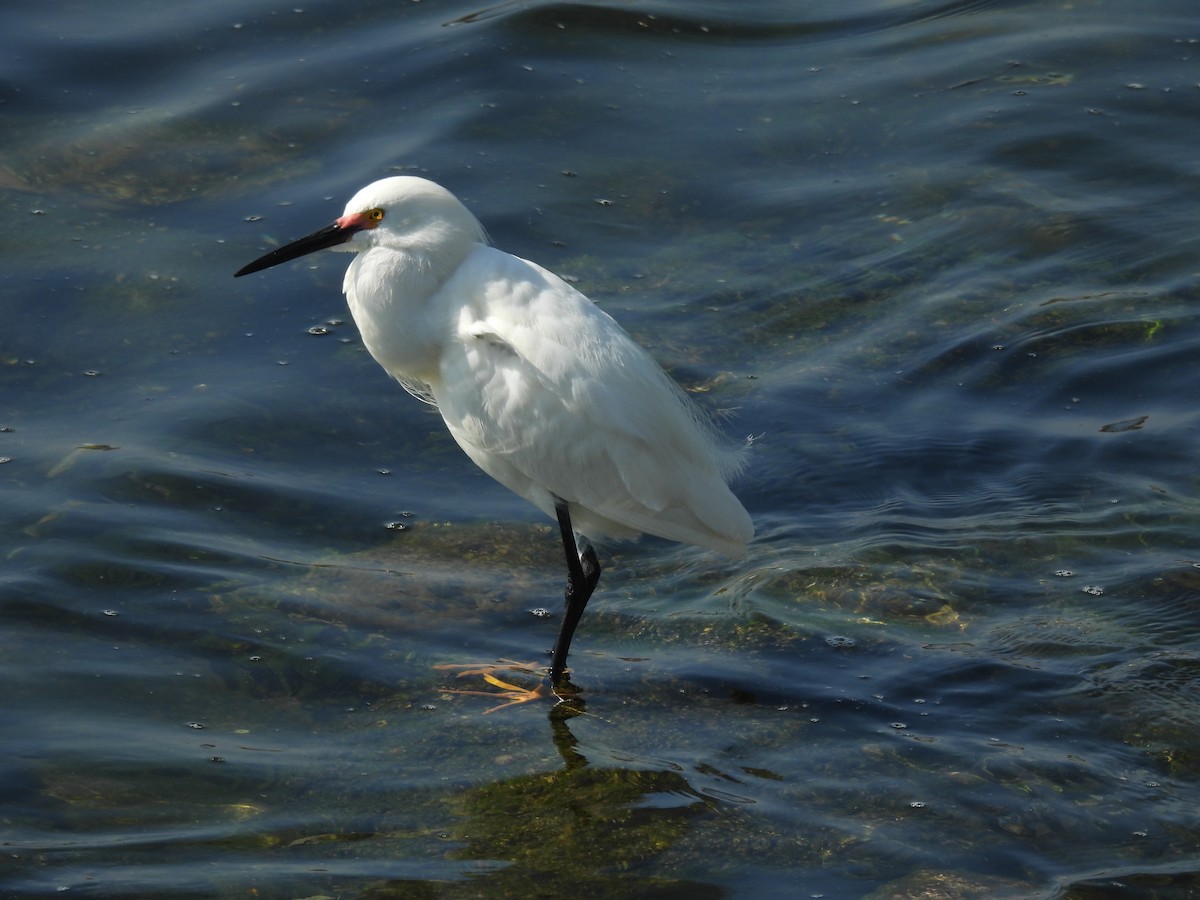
[420, 704, 728, 900]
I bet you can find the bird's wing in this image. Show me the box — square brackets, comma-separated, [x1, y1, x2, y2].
[430, 246, 751, 554]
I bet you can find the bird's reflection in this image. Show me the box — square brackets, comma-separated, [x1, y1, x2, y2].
[423, 701, 725, 898]
[546, 692, 589, 771]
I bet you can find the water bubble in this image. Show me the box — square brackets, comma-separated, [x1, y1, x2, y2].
[1054, 569, 1074, 577]
[825, 635, 855, 649]
[529, 607, 553, 618]
[384, 521, 408, 531]
[308, 325, 331, 336]
[185, 722, 205, 730]
[1081, 585, 1104, 596]
[909, 801, 926, 809]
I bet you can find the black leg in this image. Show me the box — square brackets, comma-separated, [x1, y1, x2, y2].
[549, 499, 601, 684]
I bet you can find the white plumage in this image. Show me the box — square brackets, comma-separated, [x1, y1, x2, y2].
[236, 176, 752, 686]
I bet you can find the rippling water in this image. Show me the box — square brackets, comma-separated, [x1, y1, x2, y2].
[3, 1, 1200, 897]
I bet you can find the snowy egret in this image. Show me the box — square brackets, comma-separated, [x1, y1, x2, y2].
[235, 176, 752, 692]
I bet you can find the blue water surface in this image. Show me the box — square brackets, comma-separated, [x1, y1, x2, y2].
[3, 1, 1200, 897]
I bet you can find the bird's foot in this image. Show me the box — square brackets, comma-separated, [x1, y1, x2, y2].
[433, 660, 556, 714]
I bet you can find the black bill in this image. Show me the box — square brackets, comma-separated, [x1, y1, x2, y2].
[235, 221, 356, 277]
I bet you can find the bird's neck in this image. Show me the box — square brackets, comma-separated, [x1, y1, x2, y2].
[342, 247, 451, 385]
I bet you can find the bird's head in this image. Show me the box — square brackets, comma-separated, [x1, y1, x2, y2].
[235, 176, 487, 278]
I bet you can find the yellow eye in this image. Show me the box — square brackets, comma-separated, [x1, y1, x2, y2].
[367, 208, 385, 222]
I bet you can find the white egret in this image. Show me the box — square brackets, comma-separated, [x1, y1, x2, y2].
[235, 176, 752, 694]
